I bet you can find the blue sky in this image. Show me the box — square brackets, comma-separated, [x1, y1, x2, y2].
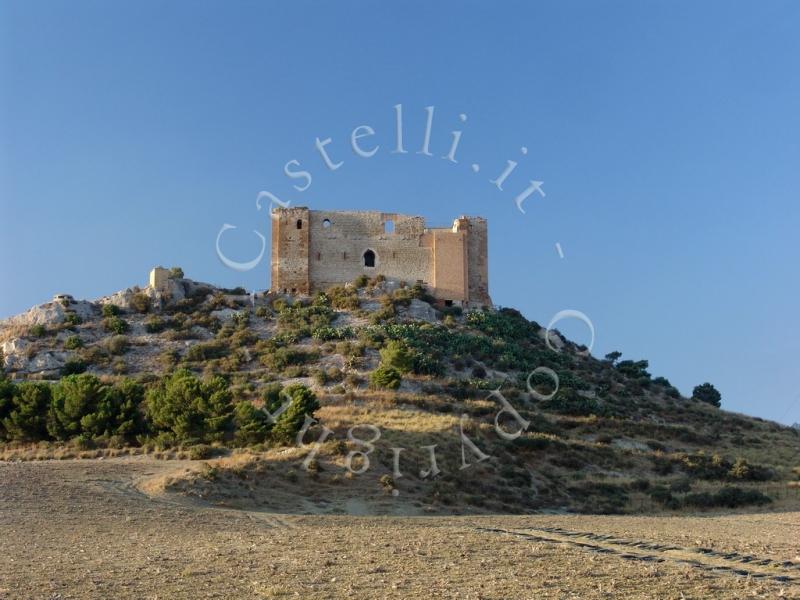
[2, 1, 799, 424]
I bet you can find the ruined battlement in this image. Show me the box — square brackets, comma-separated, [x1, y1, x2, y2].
[270, 208, 491, 307]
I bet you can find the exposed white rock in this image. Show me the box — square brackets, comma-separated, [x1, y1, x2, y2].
[98, 278, 191, 312]
[1, 338, 31, 370]
[401, 299, 438, 323]
[539, 327, 565, 350]
[26, 350, 67, 374]
[1, 299, 96, 328]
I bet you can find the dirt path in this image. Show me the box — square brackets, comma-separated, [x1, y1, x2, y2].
[477, 525, 800, 584]
[1, 458, 798, 599]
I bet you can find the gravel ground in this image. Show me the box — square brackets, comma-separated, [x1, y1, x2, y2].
[1, 457, 798, 599]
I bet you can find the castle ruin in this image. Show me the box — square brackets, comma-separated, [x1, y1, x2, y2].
[270, 208, 491, 307]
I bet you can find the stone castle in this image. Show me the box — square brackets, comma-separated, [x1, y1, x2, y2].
[270, 208, 491, 307]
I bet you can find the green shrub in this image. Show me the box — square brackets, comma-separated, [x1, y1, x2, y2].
[692, 382, 721, 407]
[47, 374, 106, 439]
[369, 301, 396, 325]
[159, 349, 179, 370]
[145, 315, 171, 333]
[169, 266, 184, 279]
[684, 487, 771, 509]
[312, 326, 354, 341]
[185, 341, 228, 362]
[370, 365, 402, 390]
[79, 345, 109, 368]
[64, 335, 84, 350]
[103, 316, 129, 334]
[101, 304, 120, 318]
[144, 369, 232, 443]
[105, 335, 130, 356]
[61, 358, 87, 376]
[233, 401, 272, 445]
[353, 275, 369, 289]
[187, 444, 214, 459]
[540, 388, 601, 416]
[130, 292, 151, 314]
[63, 312, 82, 327]
[649, 485, 682, 509]
[111, 358, 127, 375]
[221, 286, 247, 295]
[29, 324, 47, 338]
[327, 286, 360, 310]
[270, 384, 319, 444]
[379, 340, 414, 373]
[616, 359, 651, 380]
[260, 346, 318, 371]
[0, 377, 14, 439]
[2, 382, 52, 441]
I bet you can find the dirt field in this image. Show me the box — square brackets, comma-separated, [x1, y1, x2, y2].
[1, 457, 798, 599]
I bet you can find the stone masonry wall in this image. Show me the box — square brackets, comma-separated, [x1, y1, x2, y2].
[270, 208, 491, 307]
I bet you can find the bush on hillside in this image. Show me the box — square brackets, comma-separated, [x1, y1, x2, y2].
[692, 382, 721, 407]
[185, 341, 228, 362]
[130, 292, 151, 314]
[370, 365, 402, 390]
[105, 335, 130, 356]
[144, 369, 232, 444]
[101, 304, 120, 318]
[103, 316, 129, 335]
[61, 358, 88, 376]
[29, 324, 47, 338]
[378, 340, 414, 373]
[2, 382, 51, 441]
[540, 388, 602, 416]
[684, 487, 771, 509]
[232, 400, 272, 445]
[270, 384, 320, 445]
[64, 335, 84, 350]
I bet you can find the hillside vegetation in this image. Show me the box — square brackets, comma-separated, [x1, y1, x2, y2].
[1, 274, 798, 515]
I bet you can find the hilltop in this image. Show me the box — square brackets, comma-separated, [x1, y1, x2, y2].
[1, 272, 798, 515]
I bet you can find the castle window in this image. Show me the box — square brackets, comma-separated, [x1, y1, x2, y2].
[363, 249, 376, 268]
[317, 252, 321, 261]
[384, 219, 395, 233]
[322, 218, 331, 229]
[296, 219, 303, 229]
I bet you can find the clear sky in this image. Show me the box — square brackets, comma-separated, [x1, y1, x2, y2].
[2, 1, 799, 424]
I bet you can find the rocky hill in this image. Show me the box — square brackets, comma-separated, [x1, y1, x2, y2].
[1, 272, 798, 515]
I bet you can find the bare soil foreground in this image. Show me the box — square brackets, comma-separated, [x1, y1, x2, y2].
[1, 458, 799, 599]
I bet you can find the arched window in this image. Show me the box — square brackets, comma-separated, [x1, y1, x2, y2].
[322, 218, 331, 229]
[384, 219, 395, 233]
[296, 219, 303, 229]
[363, 249, 376, 268]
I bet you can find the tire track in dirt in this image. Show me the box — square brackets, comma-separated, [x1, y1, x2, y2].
[93, 474, 297, 529]
[477, 525, 799, 584]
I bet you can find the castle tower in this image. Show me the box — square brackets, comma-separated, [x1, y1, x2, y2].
[270, 207, 310, 294]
